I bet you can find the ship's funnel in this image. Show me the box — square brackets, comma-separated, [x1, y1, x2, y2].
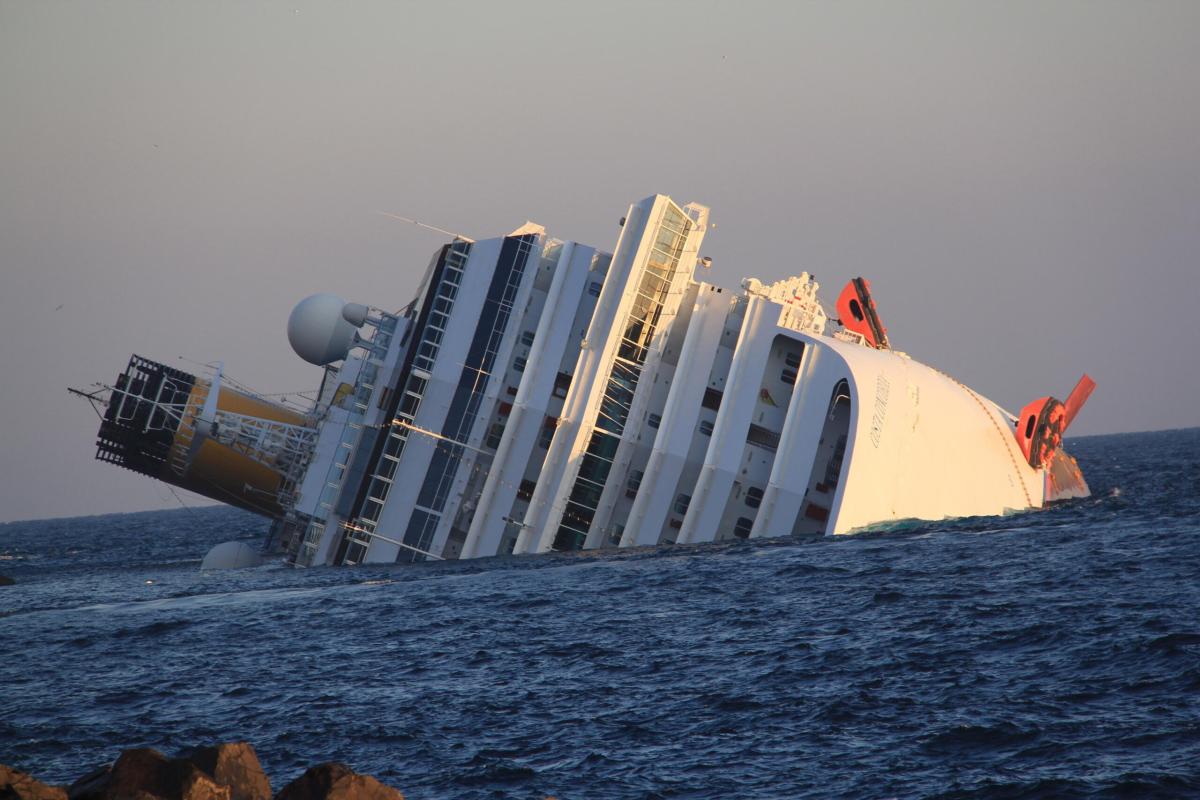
[92, 355, 316, 518]
[287, 293, 365, 366]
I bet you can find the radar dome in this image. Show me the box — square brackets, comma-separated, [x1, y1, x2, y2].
[287, 293, 361, 365]
[201, 540, 264, 570]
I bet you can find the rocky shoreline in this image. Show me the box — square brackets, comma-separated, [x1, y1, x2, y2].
[1, 743, 404, 800]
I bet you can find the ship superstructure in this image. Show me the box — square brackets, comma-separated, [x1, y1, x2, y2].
[75, 193, 1093, 566]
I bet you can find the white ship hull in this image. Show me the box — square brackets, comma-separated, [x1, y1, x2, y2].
[77, 193, 1091, 566]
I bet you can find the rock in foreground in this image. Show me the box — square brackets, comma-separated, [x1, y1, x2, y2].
[4, 744, 401, 800]
[1, 764, 67, 800]
[180, 744, 270, 800]
[276, 764, 401, 800]
[68, 748, 229, 800]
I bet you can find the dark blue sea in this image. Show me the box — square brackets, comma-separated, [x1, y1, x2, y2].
[3, 429, 1199, 799]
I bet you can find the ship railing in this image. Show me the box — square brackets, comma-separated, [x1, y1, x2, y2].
[105, 381, 188, 431]
[340, 520, 445, 562]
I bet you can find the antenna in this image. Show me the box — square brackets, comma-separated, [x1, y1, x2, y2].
[376, 211, 473, 242]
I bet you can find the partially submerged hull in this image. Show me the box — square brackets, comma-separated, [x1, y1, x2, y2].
[75, 193, 1091, 565]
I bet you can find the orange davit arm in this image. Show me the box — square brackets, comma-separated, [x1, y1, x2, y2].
[1015, 374, 1095, 470]
[836, 278, 889, 349]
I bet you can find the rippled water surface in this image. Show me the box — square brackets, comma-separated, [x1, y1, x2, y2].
[3, 429, 1199, 799]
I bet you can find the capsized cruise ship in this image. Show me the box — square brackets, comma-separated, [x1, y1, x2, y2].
[74, 194, 1094, 566]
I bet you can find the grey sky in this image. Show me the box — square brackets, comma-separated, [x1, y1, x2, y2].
[2, 1, 1197, 523]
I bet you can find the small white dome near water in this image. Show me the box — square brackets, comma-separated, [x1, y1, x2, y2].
[200, 540, 264, 570]
[287, 293, 362, 366]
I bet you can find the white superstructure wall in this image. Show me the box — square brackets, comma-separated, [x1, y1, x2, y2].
[621, 285, 741, 548]
[321, 232, 541, 564]
[421, 235, 553, 561]
[750, 341, 854, 540]
[518, 195, 710, 554]
[360, 237, 509, 562]
[289, 311, 409, 567]
[677, 295, 778, 544]
[271, 192, 1063, 569]
[461, 242, 609, 559]
[580, 280, 702, 549]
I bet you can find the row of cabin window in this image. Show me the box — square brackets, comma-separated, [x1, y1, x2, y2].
[626, 473, 766, 510]
[506, 490, 756, 538]
[502, 369, 573, 398]
[781, 349, 802, 385]
[645, 383, 790, 440]
[487, 411, 558, 451]
[500, 355, 785, 523]
[665, 513, 754, 540]
[475, 368, 742, 430]
[510, 363, 789, 440]
[623, 470, 759, 538]
[502, 367, 575, 402]
[672, 486, 762, 514]
[650, 414, 713, 436]
[487, 371, 574, 450]
[652, 416, 775, 448]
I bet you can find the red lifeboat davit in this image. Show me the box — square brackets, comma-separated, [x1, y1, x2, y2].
[837, 278, 889, 349]
[1015, 375, 1096, 469]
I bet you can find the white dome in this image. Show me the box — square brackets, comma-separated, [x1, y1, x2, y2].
[200, 541, 264, 570]
[287, 293, 360, 365]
